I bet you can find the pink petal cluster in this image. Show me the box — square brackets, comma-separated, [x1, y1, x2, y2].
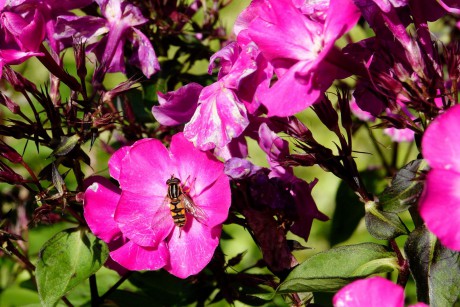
[55, 0, 159, 79]
[84, 133, 231, 278]
[182, 37, 271, 151]
[420, 105, 460, 251]
[0, 2, 45, 72]
[0, 0, 93, 73]
[333, 276, 428, 307]
[248, 0, 360, 116]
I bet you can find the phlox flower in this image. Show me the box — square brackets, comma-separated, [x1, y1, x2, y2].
[182, 37, 272, 151]
[155, 1, 273, 152]
[83, 133, 231, 278]
[55, 0, 159, 79]
[248, 0, 360, 116]
[333, 276, 428, 307]
[3, 0, 92, 51]
[0, 3, 45, 72]
[419, 105, 460, 251]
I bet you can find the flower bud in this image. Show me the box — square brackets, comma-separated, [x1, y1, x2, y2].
[0, 141, 23, 163]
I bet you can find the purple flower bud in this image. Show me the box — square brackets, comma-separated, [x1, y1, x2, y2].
[224, 158, 262, 180]
[2, 66, 37, 93]
[0, 141, 22, 163]
[0, 93, 20, 114]
[0, 161, 23, 184]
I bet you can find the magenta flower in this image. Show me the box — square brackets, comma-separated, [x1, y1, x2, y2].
[84, 133, 231, 278]
[333, 276, 428, 307]
[248, 0, 360, 116]
[420, 105, 460, 251]
[0, 4, 45, 72]
[55, 0, 159, 80]
[3, 0, 92, 52]
[183, 38, 271, 151]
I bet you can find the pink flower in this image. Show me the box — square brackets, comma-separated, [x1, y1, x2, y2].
[83, 133, 231, 278]
[383, 127, 414, 142]
[419, 105, 460, 251]
[248, 0, 360, 116]
[333, 276, 428, 307]
[55, 0, 159, 80]
[183, 38, 271, 151]
[0, 5, 46, 72]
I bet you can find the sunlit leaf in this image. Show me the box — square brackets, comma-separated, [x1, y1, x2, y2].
[364, 200, 409, 240]
[51, 135, 80, 157]
[405, 225, 460, 306]
[380, 159, 427, 213]
[277, 243, 398, 293]
[36, 227, 108, 307]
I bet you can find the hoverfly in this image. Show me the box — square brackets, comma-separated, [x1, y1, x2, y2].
[165, 175, 207, 230]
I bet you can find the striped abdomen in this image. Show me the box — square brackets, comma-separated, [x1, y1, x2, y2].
[167, 176, 187, 228]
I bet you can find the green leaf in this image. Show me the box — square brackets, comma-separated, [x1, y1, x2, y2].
[36, 227, 109, 307]
[405, 226, 460, 306]
[51, 135, 80, 157]
[364, 200, 409, 240]
[330, 170, 386, 246]
[51, 163, 65, 196]
[277, 243, 398, 293]
[379, 160, 427, 213]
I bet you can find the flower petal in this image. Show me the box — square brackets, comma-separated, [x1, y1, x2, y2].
[83, 177, 123, 244]
[152, 83, 202, 126]
[108, 146, 130, 181]
[324, 0, 360, 43]
[420, 169, 460, 251]
[259, 61, 323, 116]
[183, 82, 249, 151]
[129, 28, 160, 78]
[248, 0, 320, 62]
[192, 173, 231, 228]
[422, 105, 460, 173]
[165, 222, 222, 278]
[110, 240, 169, 271]
[333, 276, 404, 307]
[169, 133, 226, 196]
[114, 190, 174, 247]
[118, 139, 172, 196]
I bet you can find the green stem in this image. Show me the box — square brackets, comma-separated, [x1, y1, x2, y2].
[390, 239, 409, 287]
[37, 44, 81, 92]
[98, 271, 133, 303]
[365, 123, 392, 174]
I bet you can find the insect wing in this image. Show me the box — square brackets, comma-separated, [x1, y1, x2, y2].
[182, 194, 208, 225]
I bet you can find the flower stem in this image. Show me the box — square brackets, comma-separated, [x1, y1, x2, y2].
[20, 160, 43, 191]
[89, 274, 99, 307]
[37, 44, 81, 92]
[98, 271, 133, 303]
[389, 239, 409, 287]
